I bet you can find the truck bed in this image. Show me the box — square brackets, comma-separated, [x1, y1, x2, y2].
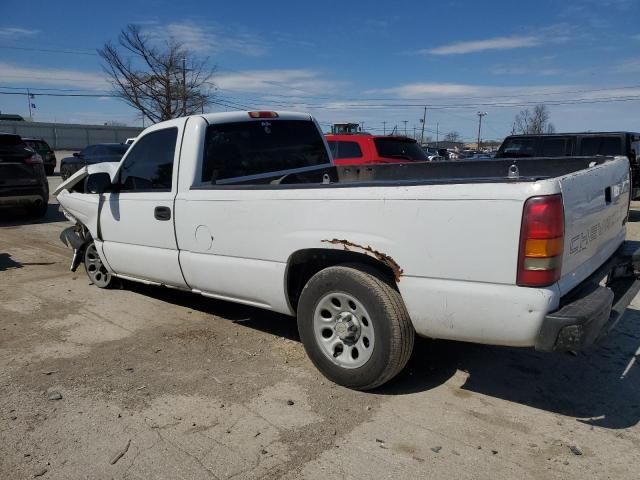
[198, 156, 608, 188]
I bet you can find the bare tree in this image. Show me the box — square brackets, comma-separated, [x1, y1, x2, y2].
[444, 131, 461, 143]
[99, 25, 215, 124]
[512, 104, 555, 135]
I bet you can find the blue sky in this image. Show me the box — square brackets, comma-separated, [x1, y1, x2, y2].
[1, 0, 639, 142]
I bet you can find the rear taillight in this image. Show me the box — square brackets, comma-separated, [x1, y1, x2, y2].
[517, 194, 564, 287]
[24, 153, 43, 165]
[248, 111, 278, 118]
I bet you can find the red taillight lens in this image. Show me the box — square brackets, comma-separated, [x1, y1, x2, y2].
[24, 154, 43, 165]
[248, 111, 279, 119]
[517, 194, 564, 287]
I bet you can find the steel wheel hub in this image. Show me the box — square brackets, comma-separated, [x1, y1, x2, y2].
[313, 292, 375, 369]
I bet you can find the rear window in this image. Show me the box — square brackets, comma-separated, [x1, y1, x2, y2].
[328, 140, 363, 159]
[579, 136, 623, 156]
[0, 135, 29, 159]
[0, 134, 23, 147]
[373, 138, 427, 161]
[201, 120, 330, 183]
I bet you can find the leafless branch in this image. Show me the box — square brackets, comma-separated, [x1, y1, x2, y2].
[98, 24, 216, 123]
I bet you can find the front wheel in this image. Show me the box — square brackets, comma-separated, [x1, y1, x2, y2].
[84, 242, 115, 288]
[297, 265, 415, 390]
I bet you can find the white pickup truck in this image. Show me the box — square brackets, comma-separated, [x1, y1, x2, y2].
[55, 110, 640, 390]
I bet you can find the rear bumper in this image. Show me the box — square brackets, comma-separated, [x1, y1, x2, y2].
[0, 186, 48, 206]
[535, 241, 640, 352]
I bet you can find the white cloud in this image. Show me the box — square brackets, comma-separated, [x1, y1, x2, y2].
[422, 35, 541, 55]
[215, 69, 342, 95]
[153, 21, 269, 57]
[365, 82, 640, 103]
[0, 62, 108, 89]
[0, 27, 39, 37]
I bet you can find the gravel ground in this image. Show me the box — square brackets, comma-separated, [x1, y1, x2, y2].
[1, 177, 639, 479]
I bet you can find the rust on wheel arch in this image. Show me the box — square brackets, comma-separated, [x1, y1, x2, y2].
[321, 238, 404, 282]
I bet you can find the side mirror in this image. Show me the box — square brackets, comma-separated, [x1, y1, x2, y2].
[73, 152, 80, 157]
[85, 172, 112, 194]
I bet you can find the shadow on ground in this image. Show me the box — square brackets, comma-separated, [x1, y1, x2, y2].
[125, 280, 640, 430]
[0, 252, 23, 271]
[0, 203, 66, 226]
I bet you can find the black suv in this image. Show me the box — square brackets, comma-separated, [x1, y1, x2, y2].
[0, 133, 49, 217]
[496, 132, 640, 198]
[60, 143, 129, 180]
[23, 138, 57, 175]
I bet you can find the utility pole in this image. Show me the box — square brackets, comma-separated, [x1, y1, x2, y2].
[436, 123, 439, 148]
[360, 121, 365, 132]
[402, 120, 408, 136]
[27, 88, 32, 121]
[182, 56, 187, 116]
[382, 121, 386, 135]
[420, 106, 427, 145]
[476, 112, 487, 151]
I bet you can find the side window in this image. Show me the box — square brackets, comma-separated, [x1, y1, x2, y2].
[540, 137, 568, 156]
[332, 141, 363, 159]
[92, 146, 106, 156]
[119, 127, 177, 192]
[579, 137, 623, 156]
[500, 138, 537, 157]
[80, 146, 94, 156]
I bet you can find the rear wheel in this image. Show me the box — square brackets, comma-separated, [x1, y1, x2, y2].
[297, 265, 414, 390]
[60, 166, 70, 180]
[84, 242, 115, 288]
[28, 200, 48, 218]
[45, 165, 55, 176]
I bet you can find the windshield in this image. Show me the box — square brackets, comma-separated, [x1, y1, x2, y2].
[202, 120, 330, 183]
[374, 138, 428, 161]
[104, 144, 129, 155]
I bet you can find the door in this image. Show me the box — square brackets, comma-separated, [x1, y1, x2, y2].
[100, 124, 187, 287]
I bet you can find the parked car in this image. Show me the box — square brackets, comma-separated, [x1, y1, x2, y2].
[60, 143, 129, 180]
[0, 133, 48, 217]
[55, 111, 640, 390]
[23, 137, 56, 175]
[496, 132, 640, 198]
[326, 134, 428, 165]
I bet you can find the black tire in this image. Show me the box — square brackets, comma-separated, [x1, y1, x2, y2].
[297, 264, 415, 390]
[28, 200, 48, 218]
[45, 165, 55, 176]
[60, 166, 70, 180]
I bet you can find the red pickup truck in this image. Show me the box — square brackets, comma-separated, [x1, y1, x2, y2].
[326, 134, 428, 165]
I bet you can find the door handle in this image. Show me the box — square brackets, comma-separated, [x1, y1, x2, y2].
[154, 206, 171, 221]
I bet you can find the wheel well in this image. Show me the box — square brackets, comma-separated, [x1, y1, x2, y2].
[285, 249, 397, 313]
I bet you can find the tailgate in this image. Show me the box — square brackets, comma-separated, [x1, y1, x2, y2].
[558, 156, 630, 295]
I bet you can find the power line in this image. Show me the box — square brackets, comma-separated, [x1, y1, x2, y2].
[0, 44, 98, 56]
